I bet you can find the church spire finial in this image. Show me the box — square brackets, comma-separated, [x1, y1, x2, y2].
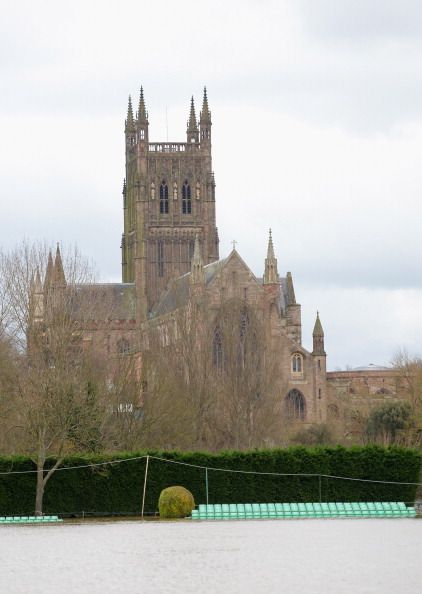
[125, 95, 135, 132]
[137, 86, 148, 123]
[187, 96, 198, 132]
[263, 228, 279, 284]
[53, 243, 66, 287]
[200, 86, 211, 122]
[187, 96, 199, 143]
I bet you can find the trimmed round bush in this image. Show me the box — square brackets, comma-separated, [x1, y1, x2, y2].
[158, 485, 195, 518]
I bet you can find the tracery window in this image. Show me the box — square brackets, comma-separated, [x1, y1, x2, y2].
[212, 328, 224, 370]
[182, 180, 192, 214]
[292, 353, 303, 373]
[285, 389, 306, 421]
[160, 181, 169, 214]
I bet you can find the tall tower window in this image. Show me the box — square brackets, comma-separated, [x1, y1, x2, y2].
[182, 180, 192, 214]
[292, 353, 303, 373]
[160, 181, 169, 214]
[285, 389, 306, 421]
[158, 240, 164, 277]
[212, 328, 224, 370]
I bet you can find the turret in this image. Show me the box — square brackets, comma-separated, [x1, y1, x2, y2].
[312, 311, 325, 356]
[263, 229, 279, 285]
[186, 96, 199, 144]
[312, 311, 327, 422]
[199, 87, 212, 149]
[136, 87, 149, 142]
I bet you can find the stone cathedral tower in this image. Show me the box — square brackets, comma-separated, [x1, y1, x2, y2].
[121, 87, 219, 319]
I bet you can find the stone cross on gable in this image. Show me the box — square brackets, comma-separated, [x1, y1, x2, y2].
[231, 240, 237, 251]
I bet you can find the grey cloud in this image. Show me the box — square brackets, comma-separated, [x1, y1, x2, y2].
[296, 0, 422, 40]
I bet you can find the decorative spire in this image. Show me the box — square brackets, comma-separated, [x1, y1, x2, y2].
[286, 271, 296, 304]
[263, 229, 279, 285]
[312, 311, 326, 356]
[187, 96, 198, 132]
[313, 311, 324, 337]
[190, 234, 205, 285]
[125, 95, 135, 132]
[53, 244, 66, 287]
[200, 87, 211, 122]
[137, 87, 148, 123]
[43, 250, 54, 291]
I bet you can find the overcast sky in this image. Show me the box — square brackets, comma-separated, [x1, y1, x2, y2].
[1, 0, 422, 369]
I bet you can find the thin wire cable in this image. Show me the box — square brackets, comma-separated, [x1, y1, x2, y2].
[148, 455, 422, 487]
[0, 455, 148, 475]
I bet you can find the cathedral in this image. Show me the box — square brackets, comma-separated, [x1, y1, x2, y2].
[33, 88, 405, 438]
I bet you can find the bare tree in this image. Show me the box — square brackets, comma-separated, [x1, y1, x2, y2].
[0, 240, 109, 515]
[141, 297, 281, 451]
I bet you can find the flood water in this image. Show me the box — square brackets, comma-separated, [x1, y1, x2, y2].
[1, 518, 420, 594]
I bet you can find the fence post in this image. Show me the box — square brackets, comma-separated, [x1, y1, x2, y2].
[319, 475, 322, 503]
[141, 455, 150, 520]
[205, 467, 209, 506]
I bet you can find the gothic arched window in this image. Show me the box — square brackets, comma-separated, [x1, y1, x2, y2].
[160, 181, 169, 214]
[182, 180, 192, 214]
[285, 389, 306, 421]
[212, 328, 224, 370]
[292, 353, 303, 373]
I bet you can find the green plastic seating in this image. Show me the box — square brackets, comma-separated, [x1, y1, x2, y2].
[190, 502, 417, 520]
[0, 515, 62, 524]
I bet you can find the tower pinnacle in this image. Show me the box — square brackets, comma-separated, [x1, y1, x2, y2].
[137, 87, 148, 123]
[125, 95, 135, 132]
[200, 87, 211, 122]
[263, 229, 279, 284]
[312, 311, 326, 355]
[187, 96, 199, 143]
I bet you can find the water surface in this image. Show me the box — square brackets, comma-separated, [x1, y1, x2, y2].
[1, 519, 419, 593]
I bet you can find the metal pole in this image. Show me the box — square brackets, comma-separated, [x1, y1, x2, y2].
[205, 467, 209, 506]
[141, 455, 150, 520]
[319, 475, 322, 503]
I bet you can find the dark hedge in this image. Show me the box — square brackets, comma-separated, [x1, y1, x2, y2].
[0, 446, 420, 516]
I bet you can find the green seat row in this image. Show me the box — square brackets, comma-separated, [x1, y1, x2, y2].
[191, 502, 416, 520]
[0, 515, 63, 524]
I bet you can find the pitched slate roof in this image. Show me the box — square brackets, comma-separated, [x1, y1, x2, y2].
[71, 283, 136, 320]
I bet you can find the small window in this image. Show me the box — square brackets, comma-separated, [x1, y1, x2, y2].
[292, 353, 303, 373]
[182, 180, 191, 214]
[160, 181, 169, 214]
[213, 328, 224, 370]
